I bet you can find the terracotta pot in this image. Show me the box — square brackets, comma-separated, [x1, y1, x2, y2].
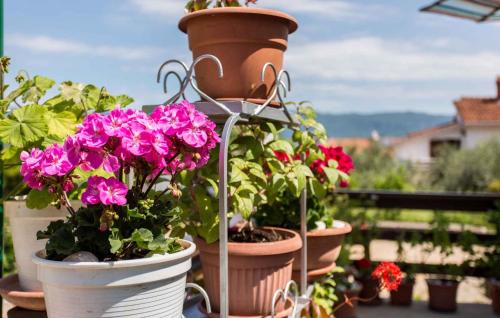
[390, 280, 414, 306]
[334, 283, 362, 318]
[358, 277, 382, 306]
[292, 221, 351, 273]
[491, 279, 500, 316]
[195, 227, 302, 316]
[179, 7, 298, 101]
[426, 279, 460, 312]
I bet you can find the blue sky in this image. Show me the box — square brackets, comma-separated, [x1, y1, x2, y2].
[5, 0, 500, 115]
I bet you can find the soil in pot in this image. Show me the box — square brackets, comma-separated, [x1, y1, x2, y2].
[357, 277, 382, 306]
[333, 283, 362, 318]
[491, 279, 500, 316]
[390, 280, 414, 306]
[195, 227, 302, 317]
[179, 7, 298, 101]
[292, 221, 352, 273]
[426, 278, 460, 312]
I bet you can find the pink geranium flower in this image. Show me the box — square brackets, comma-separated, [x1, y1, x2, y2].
[41, 144, 74, 176]
[97, 177, 128, 206]
[77, 113, 109, 149]
[82, 176, 105, 205]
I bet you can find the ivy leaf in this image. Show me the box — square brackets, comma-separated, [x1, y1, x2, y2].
[323, 167, 340, 185]
[44, 110, 77, 138]
[0, 104, 48, 147]
[269, 140, 294, 155]
[26, 188, 54, 209]
[308, 178, 326, 199]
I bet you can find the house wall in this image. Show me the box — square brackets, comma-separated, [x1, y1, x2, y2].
[392, 125, 462, 163]
[463, 125, 500, 148]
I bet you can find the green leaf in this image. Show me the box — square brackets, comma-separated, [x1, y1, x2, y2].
[44, 110, 77, 138]
[26, 188, 54, 209]
[308, 178, 326, 199]
[234, 192, 254, 219]
[21, 76, 55, 103]
[323, 167, 340, 185]
[204, 177, 219, 196]
[60, 81, 86, 104]
[0, 104, 48, 147]
[114, 95, 134, 107]
[269, 140, 294, 155]
[130, 228, 154, 249]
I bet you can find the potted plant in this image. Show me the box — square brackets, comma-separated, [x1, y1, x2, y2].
[305, 262, 403, 318]
[486, 249, 500, 316]
[180, 121, 310, 316]
[179, 0, 298, 101]
[23, 101, 220, 317]
[255, 103, 354, 278]
[0, 57, 133, 291]
[426, 212, 462, 313]
[390, 265, 415, 306]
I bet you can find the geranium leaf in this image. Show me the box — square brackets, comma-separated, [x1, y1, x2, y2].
[0, 104, 48, 147]
[44, 110, 77, 138]
[26, 188, 54, 209]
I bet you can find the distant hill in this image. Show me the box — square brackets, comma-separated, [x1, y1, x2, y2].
[316, 112, 452, 138]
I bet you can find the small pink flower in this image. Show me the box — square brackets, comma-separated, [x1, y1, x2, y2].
[63, 179, 75, 192]
[121, 122, 153, 156]
[63, 136, 81, 166]
[20, 148, 44, 170]
[82, 176, 105, 205]
[103, 154, 120, 173]
[41, 144, 74, 176]
[98, 177, 128, 206]
[102, 107, 128, 137]
[77, 113, 109, 149]
[80, 151, 104, 171]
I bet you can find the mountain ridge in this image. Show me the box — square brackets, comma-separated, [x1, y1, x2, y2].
[316, 111, 452, 138]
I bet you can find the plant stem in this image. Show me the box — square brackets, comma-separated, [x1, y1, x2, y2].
[61, 191, 76, 217]
[331, 289, 381, 315]
[143, 152, 179, 198]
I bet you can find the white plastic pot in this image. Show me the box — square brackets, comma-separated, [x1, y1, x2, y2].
[33, 240, 196, 318]
[4, 200, 75, 291]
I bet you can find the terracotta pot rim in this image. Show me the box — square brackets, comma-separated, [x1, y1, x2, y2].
[307, 220, 352, 237]
[195, 227, 302, 256]
[426, 278, 460, 286]
[179, 7, 298, 34]
[0, 274, 44, 298]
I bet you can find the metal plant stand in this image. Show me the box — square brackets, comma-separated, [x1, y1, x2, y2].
[154, 54, 311, 318]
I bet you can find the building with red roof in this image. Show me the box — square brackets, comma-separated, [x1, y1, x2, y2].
[392, 77, 500, 163]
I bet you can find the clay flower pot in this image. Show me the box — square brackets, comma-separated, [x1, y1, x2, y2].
[426, 278, 460, 312]
[195, 227, 302, 317]
[390, 280, 414, 306]
[491, 279, 500, 316]
[179, 7, 298, 102]
[357, 277, 382, 306]
[333, 282, 362, 318]
[292, 221, 351, 274]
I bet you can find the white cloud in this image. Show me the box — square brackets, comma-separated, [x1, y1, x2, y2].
[265, 0, 388, 20]
[7, 34, 160, 60]
[286, 36, 500, 81]
[127, 0, 388, 20]
[128, 0, 186, 18]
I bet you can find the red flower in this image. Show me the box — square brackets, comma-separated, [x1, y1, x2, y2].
[273, 150, 290, 163]
[355, 258, 371, 270]
[309, 145, 354, 184]
[371, 262, 403, 291]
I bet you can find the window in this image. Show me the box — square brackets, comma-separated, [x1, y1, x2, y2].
[430, 139, 461, 158]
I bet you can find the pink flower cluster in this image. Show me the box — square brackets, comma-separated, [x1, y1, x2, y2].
[20, 101, 220, 206]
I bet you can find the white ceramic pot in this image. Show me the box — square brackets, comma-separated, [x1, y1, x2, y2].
[33, 240, 196, 318]
[4, 200, 76, 291]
